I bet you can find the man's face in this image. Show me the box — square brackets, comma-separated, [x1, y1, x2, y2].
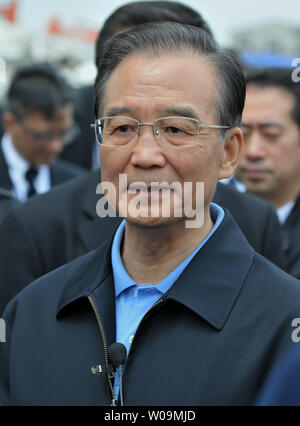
[6, 105, 74, 165]
[236, 85, 300, 201]
[100, 52, 236, 227]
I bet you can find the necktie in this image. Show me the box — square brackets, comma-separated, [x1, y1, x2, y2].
[25, 166, 38, 198]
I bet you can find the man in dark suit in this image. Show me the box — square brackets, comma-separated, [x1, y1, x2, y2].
[1, 23, 300, 406]
[0, 63, 85, 203]
[235, 68, 300, 279]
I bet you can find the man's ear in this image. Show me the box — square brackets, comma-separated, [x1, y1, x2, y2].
[218, 127, 243, 180]
[2, 111, 17, 133]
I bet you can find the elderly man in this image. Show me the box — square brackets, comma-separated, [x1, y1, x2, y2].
[235, 68, 300, 278]
[1, 24, 299, 406]
[0, 0, 286, 316]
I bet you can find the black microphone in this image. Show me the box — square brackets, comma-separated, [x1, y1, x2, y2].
[108, 342, 127, 406]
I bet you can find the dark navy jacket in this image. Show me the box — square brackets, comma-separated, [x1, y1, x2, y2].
[1, 211, 300, 406]
[282, 194, 300, 279]
[256, 343, 300, 405]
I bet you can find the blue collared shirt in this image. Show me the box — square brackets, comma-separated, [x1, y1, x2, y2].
[111, 202, 224, 399]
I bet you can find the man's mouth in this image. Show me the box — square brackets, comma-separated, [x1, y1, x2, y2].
[128, 182, 175, 192]
[129, 185, 174, 195]
[242, 168, 272, 180]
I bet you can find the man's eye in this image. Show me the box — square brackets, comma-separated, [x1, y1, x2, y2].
[264, 133, 281, 141]
[165, 126, 184, 134]
[116, 125, 130, 132]
[113, 125, 135, 134]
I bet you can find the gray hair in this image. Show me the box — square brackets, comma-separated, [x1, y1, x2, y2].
[95, 1, 215, 67]
[94, 22, 245, 138]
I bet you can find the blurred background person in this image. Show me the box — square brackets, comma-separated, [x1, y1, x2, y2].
[0, 63, 85, 203]
[235, 68, 300, 278]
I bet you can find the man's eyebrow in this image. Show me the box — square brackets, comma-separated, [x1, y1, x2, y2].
[242, 121, 284, 129]
[104, 106, 201, 120]
[259, 122, 284, 129]
[104, 107, 134, 116]
[163, 107, 200, 120]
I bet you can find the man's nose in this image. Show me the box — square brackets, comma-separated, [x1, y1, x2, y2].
[244, 132, 266, 160]
[130, 125, 166, 168]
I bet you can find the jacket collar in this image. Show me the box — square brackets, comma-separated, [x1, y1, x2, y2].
[56, 210, 254, 331]
[56, 235, 114, 318]
[164, 211, 254, 329]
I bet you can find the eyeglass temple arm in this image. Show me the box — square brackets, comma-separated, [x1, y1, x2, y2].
[200, 125, 231, 129]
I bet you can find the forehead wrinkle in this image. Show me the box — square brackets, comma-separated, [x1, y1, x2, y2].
[109, 52, 216, 94]
[107, 96, 203, 121]
[104, 53, 217, 122]
[122, 81, 192, 100]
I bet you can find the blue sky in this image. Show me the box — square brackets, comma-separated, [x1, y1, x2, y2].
[4, 0, 300, 45]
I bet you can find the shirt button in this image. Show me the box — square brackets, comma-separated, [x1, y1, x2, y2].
[129, 335, 134, 344]
[134, 289, 138, 298]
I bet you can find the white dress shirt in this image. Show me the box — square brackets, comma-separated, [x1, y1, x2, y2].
[1, 133, 51, 202]
[277, 201, 295, 224]
[219, 175, 247, 192]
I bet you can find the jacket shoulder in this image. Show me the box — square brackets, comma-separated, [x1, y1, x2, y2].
[2, 241, 109, 320]
[52, 159, 87, 179]
[247, 252, 300, 306]
[215, 183, 275, 216]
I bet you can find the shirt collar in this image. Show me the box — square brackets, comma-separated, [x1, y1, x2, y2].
[277, 200, 295, 224]
[111, 203, 224, 298]
[1, 133, 31, 173]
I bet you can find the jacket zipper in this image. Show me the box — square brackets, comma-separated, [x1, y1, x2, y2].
[128, 298, 165, 347]
[89, 295, 166, 405]
[88, 295, 117, 406]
